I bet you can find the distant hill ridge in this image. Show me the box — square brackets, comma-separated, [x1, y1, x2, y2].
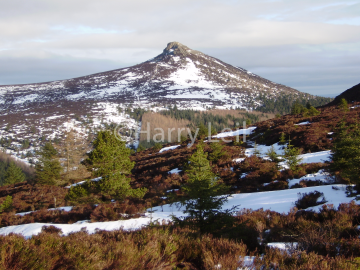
[329, 83, 360, 105]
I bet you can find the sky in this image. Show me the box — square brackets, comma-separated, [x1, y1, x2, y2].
[0, 0, 359, 96]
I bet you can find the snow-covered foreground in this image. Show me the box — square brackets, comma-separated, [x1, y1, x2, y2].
[0, 184, 355, 239]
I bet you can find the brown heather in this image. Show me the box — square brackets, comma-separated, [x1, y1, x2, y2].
[0, 182, 68, 212]
[0, 217, 359, 269]
[254, 101, 360, 152]
[0, 226, 248, 270]
[0, 202, 145, 227]
[0, 102, 360, 268]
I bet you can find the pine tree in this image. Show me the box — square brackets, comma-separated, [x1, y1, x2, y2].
[196, 123, 208, 139]
[253, 142, 261, 157]
[86, 130, 134, 177]
[3, 162, 25, 185]
[208, 142, 225, 163]
[303, 106, 320, 117]
[266, 145, 280, 163]
[339, 98, 349, 112]
[83, 130, 146, 201]
[0, 196, 13, 213]
[173, 143, 235, 234]
[309, 106, 320, 116]
[35, 142, 62, 185]
[283, 139, 302, 172]
[279, 132, 286, 145]
[330, 120, 360, 186]
[306, 101, 311, 109]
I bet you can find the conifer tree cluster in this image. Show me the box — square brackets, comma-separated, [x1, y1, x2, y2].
[290, 101, 320, 116]
[257, 93, 330, 114]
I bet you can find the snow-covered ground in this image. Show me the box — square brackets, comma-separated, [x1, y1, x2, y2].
[287, 169, 332, 187]
[278, 151, 331, 170]
[0, 125, 346, 240]
[233, 141, 331, 171]
[0, 184, 355, 238]
[295, 121, 311, 125]
[168, 168, 182, 174]
[244, 142, 284, 157]
[159, 145, 181, 153]
[213, 126, 257, 139]
[65, 177, 102, 188]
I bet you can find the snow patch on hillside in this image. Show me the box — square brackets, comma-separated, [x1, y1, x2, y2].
[287, 170, 333, 187]
[167, 60, 220, 90]
[159, 145, 181, 153]
[0, 184, 355, 238]
[213, 126, 257, 138]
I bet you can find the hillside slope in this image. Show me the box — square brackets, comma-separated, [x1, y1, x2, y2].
[327, 82, 360, 106]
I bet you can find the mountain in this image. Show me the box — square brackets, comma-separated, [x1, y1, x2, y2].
[328, 82, 360, 106]
[0, 42, 331, 164]
[0, 42, 329, 112]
